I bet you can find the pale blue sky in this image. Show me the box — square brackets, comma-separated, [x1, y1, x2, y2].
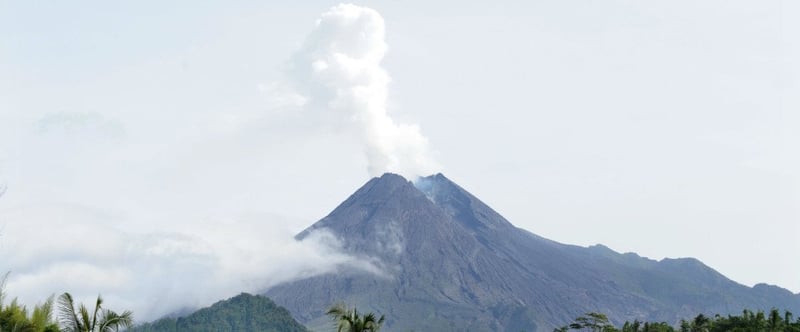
[1, 0, 798, 317]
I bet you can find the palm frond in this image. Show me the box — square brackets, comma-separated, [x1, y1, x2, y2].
[362, 312, 385, 332]
[79, 303, 92, 331]
[97, 309, 133, 332]
[57, 293, 82, 332]
[325, 303, 347, 316]
[326, 303, 384, 332]
[0, 271, 9, 309]
[90, 295, 103, 331]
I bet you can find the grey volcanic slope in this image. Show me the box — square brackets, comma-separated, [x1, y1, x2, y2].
[265, 173, 800, 331]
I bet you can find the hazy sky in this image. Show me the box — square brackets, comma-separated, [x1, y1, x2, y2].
[1, 0, 798, 319]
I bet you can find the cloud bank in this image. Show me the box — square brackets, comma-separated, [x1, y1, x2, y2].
[288, 4, 440, 179]
[1, 202, 369, 319]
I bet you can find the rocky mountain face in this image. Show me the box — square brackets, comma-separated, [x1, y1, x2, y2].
[265, 173, 800, 331]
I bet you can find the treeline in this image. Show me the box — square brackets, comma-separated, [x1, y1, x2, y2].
[556, 309, 800, 332]
[6, 270, 800, 332]
[0, 295, 58, 332]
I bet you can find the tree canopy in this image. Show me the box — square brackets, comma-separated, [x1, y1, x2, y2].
[128, 293, 308, 332]
[556, 309, 800, 332]
[326, 304, 385, 332]
[0, 272, 59, 332]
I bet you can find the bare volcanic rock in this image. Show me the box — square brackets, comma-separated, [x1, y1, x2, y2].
[265, 173, 800, 331]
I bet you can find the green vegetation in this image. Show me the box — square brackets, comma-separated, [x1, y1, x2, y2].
[556, 309, 800, 332]
[553, 312, 615, 332]
[128, 293, 308, 332]
[2, 272, 131, 332]
[1, 273, 59, 332]
[56, 293, 133, 332]
[325, 303, 384, 332]
[6, 269, 800, 332]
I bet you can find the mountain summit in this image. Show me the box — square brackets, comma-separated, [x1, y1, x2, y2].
[266, 173, 800, 331]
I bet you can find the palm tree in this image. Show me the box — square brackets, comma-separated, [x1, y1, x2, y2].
[326, 303, 384, 332]
[56, 293, 132, 332]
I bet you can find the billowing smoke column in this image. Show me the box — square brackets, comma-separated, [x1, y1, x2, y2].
[292, 4, 440, 179]
[0, 4, 435, 321]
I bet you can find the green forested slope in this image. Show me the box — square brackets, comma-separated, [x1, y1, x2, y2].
[129, 293, 308, 332]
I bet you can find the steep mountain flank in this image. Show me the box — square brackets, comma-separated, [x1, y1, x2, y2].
[266, 173, 800, 331]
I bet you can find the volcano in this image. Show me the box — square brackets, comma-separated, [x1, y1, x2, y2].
[265, 173, 800, 331]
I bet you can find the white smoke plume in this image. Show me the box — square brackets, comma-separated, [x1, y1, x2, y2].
[289, 4, 440, 179]
[0, 3, 427, 323]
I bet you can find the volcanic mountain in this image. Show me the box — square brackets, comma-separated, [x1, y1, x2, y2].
[265, 173, 800, 331]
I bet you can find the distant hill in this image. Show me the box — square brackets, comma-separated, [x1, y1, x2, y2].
[265, 173, 800, 331]
[129, 293, 308, 332]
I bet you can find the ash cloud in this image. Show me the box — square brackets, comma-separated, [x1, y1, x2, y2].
[287, 4, 441, 180]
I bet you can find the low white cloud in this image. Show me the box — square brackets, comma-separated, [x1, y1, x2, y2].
[0, 200, 379, 320]
[0, 107, 380, 321]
